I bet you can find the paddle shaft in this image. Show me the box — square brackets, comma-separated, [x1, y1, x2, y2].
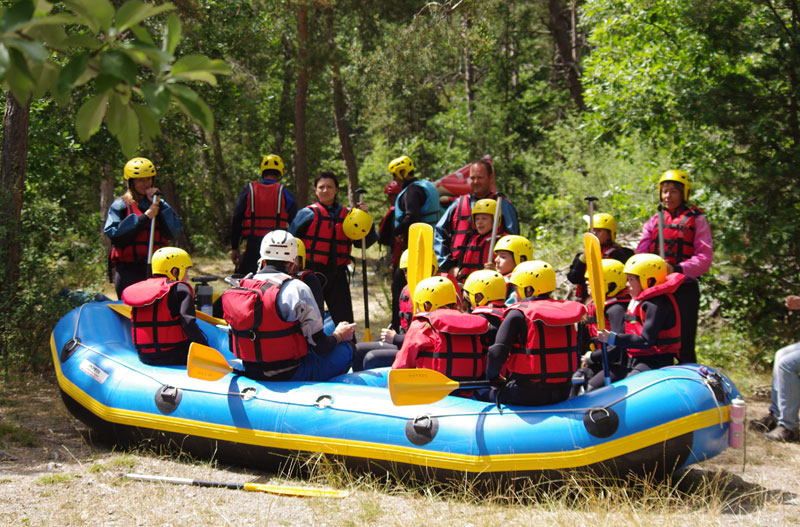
[146, 192, 160, 266]
[354, 188, 372, 341]
[585, 196, 598, 234]
[486, 195, 503, 264]
[657, 203, 666, 259]
[124, 473, 347, 498]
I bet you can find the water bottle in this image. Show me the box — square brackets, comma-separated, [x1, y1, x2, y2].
[729, 396, 745, 448]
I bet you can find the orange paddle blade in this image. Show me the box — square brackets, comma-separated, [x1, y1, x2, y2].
[187, 343, 233, 381]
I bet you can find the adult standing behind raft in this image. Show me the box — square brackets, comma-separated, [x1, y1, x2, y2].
[387, 155, 441, 331]
[434, 158, 519, 275]
[230, 154, 298, 276]
[635, 170, 712, 364]
[104, 157, 183, 299]
[289, 171, 376, 326]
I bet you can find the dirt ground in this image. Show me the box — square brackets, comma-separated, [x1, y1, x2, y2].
[2, 254, 799, 526]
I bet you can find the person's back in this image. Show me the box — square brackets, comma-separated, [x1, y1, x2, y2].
[122, 247, 205, 365]
[487, 261, 586, 406]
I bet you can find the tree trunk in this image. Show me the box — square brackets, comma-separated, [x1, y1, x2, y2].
[547, 0, 585, 111]
[208, 126, 235, 219]
[327, 9, 359, 205]
[275, 36, 294, 156]
[0, 91, 31, 365]
[294, 5, 310, 207]
[462, 16, 475, 121]
[99, 163, 115, 257]
[191, 123, 229, 242]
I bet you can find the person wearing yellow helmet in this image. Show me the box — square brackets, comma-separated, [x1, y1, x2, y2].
[289, 172, 377, 326]
[434, 158, 519, 275]
[462, 270, 507, 350]
[572, 259, 633, 393]
[289, 238, 324, 316]
[230, 154, 298, 275]
[391, 277, 489, 395]
[486, 261, 586, 406]
[597, 254, 687, 376]
[120, 247, 206, 365]
[451, 198, 508, 282]
[567, 212, 634, 303]
[491, 234, 534, 305]
[104, 157, 183, 299]
[635, 169, 713, 364]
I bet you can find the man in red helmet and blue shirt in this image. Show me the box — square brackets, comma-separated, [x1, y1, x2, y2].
[230, 154, 298, 275]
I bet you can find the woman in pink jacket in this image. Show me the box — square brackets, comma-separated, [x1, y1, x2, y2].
[636, 169, 713, 364]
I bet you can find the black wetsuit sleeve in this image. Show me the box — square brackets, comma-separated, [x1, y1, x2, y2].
[614, 296, 675, 349]
[589, 303, 628, 364]
[392, 333, 405, 347]
[169, 283, 207, 345]
[609, 246, 634, 264]
[301, 271, 325, 316]
[486, 309, 527, 380]
[311, 330, 339, 354]
[395, 184, 428, 240]
[566, 253, 587, 285]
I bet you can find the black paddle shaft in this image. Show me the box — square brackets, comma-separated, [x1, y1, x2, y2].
[354, 188, 370, 331]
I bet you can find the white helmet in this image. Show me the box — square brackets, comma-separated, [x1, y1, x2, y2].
[258, 230, 298, 265]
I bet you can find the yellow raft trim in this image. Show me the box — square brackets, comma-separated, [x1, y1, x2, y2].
[51, 335, 728, 473]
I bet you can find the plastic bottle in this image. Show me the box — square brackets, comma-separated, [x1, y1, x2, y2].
[729, 396, 745, 448]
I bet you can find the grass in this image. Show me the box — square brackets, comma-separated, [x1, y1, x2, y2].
[0, 422, 39, 447]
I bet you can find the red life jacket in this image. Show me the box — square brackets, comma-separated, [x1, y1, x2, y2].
[646, 206, 704, 265]
[457, 229, 507, 281]
[449, 195, 474, 264]
[413, 309, 488, 381]
[301, 203, 352, 267]
[241, 181, 290, 238]
[221, 275, 308, 367]
[624, 273, 685, 358]
[122, 277, 192, 355]
[505, 299, 586, 383]
[585, 290, 632, 338]
[398, 284, 413, 332]
[110, 199, 167, 264]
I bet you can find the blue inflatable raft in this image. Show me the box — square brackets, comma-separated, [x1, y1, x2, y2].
[51, 301, 740, 480]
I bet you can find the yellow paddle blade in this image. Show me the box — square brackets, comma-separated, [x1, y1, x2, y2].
[187, 343, 233, 381]
[407, 223, 434, 314]
[388, 368, 459, 406]
[196, 310, 227, 326]
[108, 303, 132, 318]
[242, 482, 348, 498]
[583, 232, 606, 331]
[363, 327, 373, 342]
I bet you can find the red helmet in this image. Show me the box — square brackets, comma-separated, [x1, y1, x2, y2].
[384, 180, 401, 196]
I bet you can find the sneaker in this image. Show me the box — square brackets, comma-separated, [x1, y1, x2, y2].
[748, 412, 778, 433]
[764, 424, 799, 442]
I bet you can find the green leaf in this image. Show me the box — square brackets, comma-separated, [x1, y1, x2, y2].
[162, 13, 181, 55]
[128, 21, 154, 45]
[0, 44, 10, 78]
[29, 59, 58, 99]
[107, 92, 139, 157]
[75, 91, 109, 141]
[142, 82, 169, 117]
[62, 33, 103, 51]
[5, 38, 49, 63]
[99, 50, 138, 84]
[57, 51, 89, 95]
[133, 102, 160, 142]
[13, 12, 79, 31]
[170, 55, 230, 86]
[5, 48, 34, 104]
[0, 0, 35, 33]
[167, 83, 213, 131]
[62, 0, 114, 34]
[115, 0, 174, 33]
[28, 23, 69, 51]
[93, 71, 118, 93]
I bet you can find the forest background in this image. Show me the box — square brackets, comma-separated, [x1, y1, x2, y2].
[0, 0, 798, 381]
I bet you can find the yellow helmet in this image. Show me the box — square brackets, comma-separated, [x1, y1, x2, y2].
[124, 157, 156, 180]
[414, 276, 458, 312]
[296, 239, 306, 270]
[342, 208, 373, 241]
[509, 260, 556, 297]
[585, 212, 617, 242]
[493, 235, 533, 266]
[398, 249, 438, 273]
[472, 198, 500, 220]
[658, 169, 690, 201]
[151, 247, 192, 281]
[260, 154, 284, 177]
[388, 155, 415, 180]
[623, 253, 667, 291]
[585, 259, 627, 298]
[462, 270, 506, 308]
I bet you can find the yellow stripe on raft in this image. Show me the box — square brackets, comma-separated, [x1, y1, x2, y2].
[50, 335, 727, 473]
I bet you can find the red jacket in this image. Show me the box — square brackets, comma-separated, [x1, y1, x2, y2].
[241, 181, 290, 237]
[122, 277, 191, 355]
[624, 273, 684, 358]
[110, 200, 167, 264]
